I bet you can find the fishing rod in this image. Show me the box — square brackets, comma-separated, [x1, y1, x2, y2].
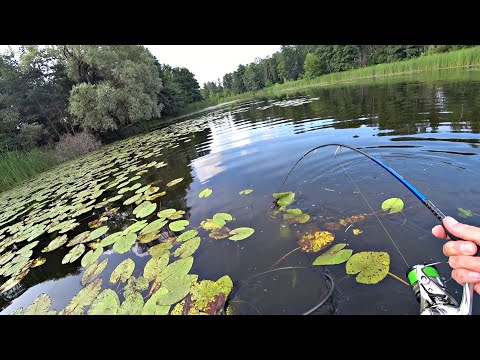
[281, 143, 476, 315]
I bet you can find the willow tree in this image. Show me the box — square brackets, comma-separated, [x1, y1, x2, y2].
[64, 45, 163, 132]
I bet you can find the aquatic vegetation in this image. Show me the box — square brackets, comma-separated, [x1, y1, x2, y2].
[312, 244, 353, 265]
[381, 198, 404, 214]
[199, 188, 212, 198]
[239, 189, 253, 195]
[346, 252, 390, 284]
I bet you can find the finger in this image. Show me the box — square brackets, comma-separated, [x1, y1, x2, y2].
[432, 224, 447, 239]
[475, 283, 480, 296]
[443, 241, 478, 256]
[449, 255, 480, 272]
[452, 269, 480, 284]
[443, 217, 480, 244]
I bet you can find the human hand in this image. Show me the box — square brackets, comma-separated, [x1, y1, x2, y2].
[432, 216, 480, 295]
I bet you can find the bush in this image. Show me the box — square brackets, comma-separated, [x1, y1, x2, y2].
[54, 131, 102, 161]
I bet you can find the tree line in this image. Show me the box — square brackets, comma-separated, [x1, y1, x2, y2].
[201, 45, 471, 99]
[0, 45, 202, 151]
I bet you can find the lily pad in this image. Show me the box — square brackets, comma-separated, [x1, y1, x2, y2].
[61, 278, 102, 315]
[142, 288, 170, 315]
[24, 293, 52, 315]
[18, 241, 39, 255]
[81, 247, 103, 268]
[67, 231, 91, 247]
[62, 244, 86, 264]
[0, 251, 15, 266]
[212, 213, 233, 226]
[167, 210, 185, 220]
[123, 193, 143, 205]
[82, 258, 109, 286]
[298, 231, 334, 253]
[313, 244, 353, 265]
[209, 228, 231, 240]
[185, 275, 233, 315]
[139, 219, 168, 235]
[339, 213, 366, 227]
[146, 191, 166, 201]
[156, 256, 194, 284]
[173, 237, 201, 258]
[148, 274, 198, 307]
[239, 189, 253, 195]
[110, 258, 135, 284]
[99, 232, 123, 247]
[346, 251, 390, 284]
[88, 226, 109, 241]
[123, 220, 148, 235]
[123, 276, 149, 298]
[112, 233, 137, 254]
[87, 289, 120, 315]
[458, 207, 473, 218]
[169, 220, 189, 232]
[88, 217, 108, 229]
[144, 253, 170, 281]
[107, 194, 124, 203]
[283, 208, 310, 224]
[176, 229, 199, 243]
[145, 186, 160, 195]
[31, 257, 47, 268]
[381, 198, 404, 214]
[139, 232, 160, 244]
[133, 201, 157, 219]
[273, 192, 295, 208]
[166, 178, 184, 187]
[135, 185, 151, 194]
[47, 219, 78, 234]
[228, 227, 255, 241]
[119, 292, 144, 315]
[199, 188, 213, 198]
[148, 243, 173, 258]
[353, 229, 363, 235]
[157, 208, 176, 218]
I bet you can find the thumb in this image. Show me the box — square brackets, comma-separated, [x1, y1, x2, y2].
[443, 217, 480, 245]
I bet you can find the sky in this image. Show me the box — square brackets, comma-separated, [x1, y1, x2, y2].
[0, 45, 281, 86]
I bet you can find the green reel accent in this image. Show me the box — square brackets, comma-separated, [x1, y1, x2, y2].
[407, 266, 440, 285]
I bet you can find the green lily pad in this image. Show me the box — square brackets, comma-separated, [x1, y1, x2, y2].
[82, 258, 109, 286]
[228, 227, 255, 241]
[209, 227, 231, 240]
[123, 276, 149, 299]
[167, 210, 185, 220]
[458, 207, 473, 218]
[26, 225, 46, 242]
[313, 244, 353, 265]
[123, 193, 143, 206]
[176, 229, 199, 243]
[112, 233, 137, 254]
[123, 220, 148, 235]
[146, 191, 166, 201]
[47, 219, 78, 234]
[273, 192, 295, 208]
[156, 256, 194, 285]
[19, 250, 33, 259]
[107, 194, 124, 203]
[148, 243, 173, 258]
[169, 220, 189, 232]
[346, 251, 390, 284]
[99, 232, 123, 247]
[139, 219, 168, 235]
[133, 201, 157, 219]
[119, 292, 144, 315]
[144, 253, 170, 282]
[139, 231, 160, 244]
[145, 186, 160, 196]
[166, 178, 184, 187]
[18, 241, 39, 255]
[135, 185, 151, 194]
[148, 274, 198, 307]
[31, 257, 47, 268]
[141, 288, 170, 315]
[110, 258, 135, 284]
[58, 222, 80, 234]
[0, 251, 15, 266]
[67, 231, 91, 247]
[24, 293, 52, 315]
[118, 186, 132, 194]
[62, 244, 86, 264]
[173, 237, 201, 259]
[239, 189, 253, 195]
[157, 208, 176, 218]
[88, 226, 109, 241]
[61, 278, 103, 315]
[81, 247, 103, 268]
[199, 188, 213, 198]
[283, 208, 310, 224]
[212, 213, 233, 226]
[129, 183, 143, 192]
[381, 198, 404, 214]
[88, 289, 120, 315]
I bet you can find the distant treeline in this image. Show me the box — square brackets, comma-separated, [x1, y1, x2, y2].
[0, 45, 202, 152]
[201, 45, 473, 100]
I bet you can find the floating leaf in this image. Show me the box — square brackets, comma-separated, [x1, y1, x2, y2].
[88, 217, 108, 229]
[0, 251, 14, 266]
[169, 220, 189, 232]
[58, 222, 80, 234]
[88, 226, 109, 241]
[353, 229, 363, 235]
[123, 276, 149, 298]
[150, 274, 198, 307]
[239, 189, 253, 195]
[130, 183, 143, 192]
[123, 193, 143, 205]
[107, 194, 124, 203]
[81, 247, 103, 268]
[458, 207, 473, 218]
[346, 251, 390, 284]
[199, 188, 213, 198]
[139, 232, 160, 244]
[82, 258, 109, 285]
[119, 292, 144, 315]
[62, 244, 86, 264]
[155, 256, 194, 285]
[31, 257, 46, 268]
[273, 192, 295, 207]
[0, 272, 28, 294]
[144, 253, 170, 281]
[228, 227, 254, 241]
[381, 198, 404, 214]
[99, 232, 123, 247]
[123, 220, 148, 235]
[24, 294, 52, 315]
[135, 185, 151, 194]
[176, 229, 199, 243]
[133, 201, 157, 219]
[212, 213, 233, 226]
[339, 214, 366, 226]
[67, 231, 91, 247]
[200, 219, 222, 231]
[18, 241, 39, 255]
[62, 278, 102, 315]
[209, 228, 231, 240]
[187, 275, 233, 315]
[148, 243, 173, 258]
[142, 288, 170, 315]
[10, 308, 23, 315]
[112, 233, 137, 254]
[139, 219, 168, 235]
[110, 258, 135, 284]
[19, 250, 33, 259]
[157, 208, 176, 218]
[146, 191, 166, 201]
[283, 208, 310, 224]
[313, 244, 353, 265]
[173, 237, 201, 258]
[88, 289, 120, 315]
[167, 210, 185, 220]
[47, 219, 77, 233]
[166, 178, 184, 187]
[298, 231, 334, 253]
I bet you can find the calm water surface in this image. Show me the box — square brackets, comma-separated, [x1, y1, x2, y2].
[1, 70, 480, 315]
